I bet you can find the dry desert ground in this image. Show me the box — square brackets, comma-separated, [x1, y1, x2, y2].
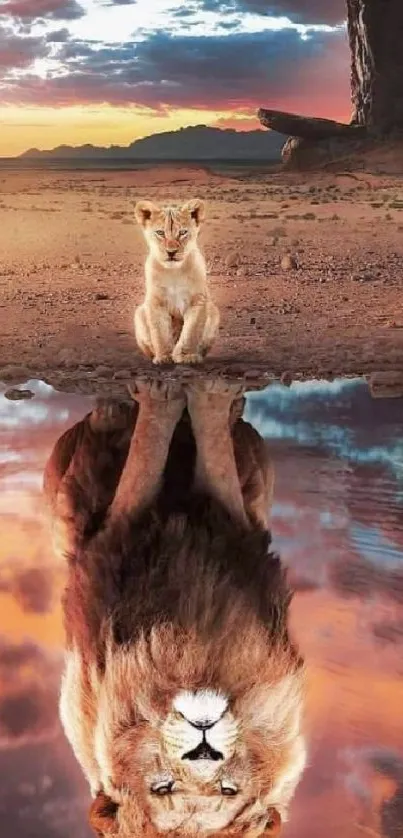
[0, 163, 403, 391]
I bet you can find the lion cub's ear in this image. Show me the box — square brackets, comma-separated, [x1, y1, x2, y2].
[89, 791, 119, 837]
[182, 198, 205, 225]
[135, 200, 159, 226]
[264, 809, 282, 837]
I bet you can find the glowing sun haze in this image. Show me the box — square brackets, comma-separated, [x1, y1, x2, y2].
[0, 0, 350, 156]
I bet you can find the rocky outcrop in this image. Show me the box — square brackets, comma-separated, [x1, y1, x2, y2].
[347, 0, 403, 133]
[257, 109, 368, 170]
[258, 1, 403, 169]
[258, 108, 366, 141]
[280, 135, 371, 170]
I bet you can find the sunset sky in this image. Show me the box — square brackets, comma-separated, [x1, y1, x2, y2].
[0, 0, 351, 156]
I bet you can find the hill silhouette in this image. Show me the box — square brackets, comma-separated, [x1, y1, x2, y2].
[20, 124, 286, 161]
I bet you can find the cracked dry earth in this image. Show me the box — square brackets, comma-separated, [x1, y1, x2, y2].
[0, 164, 403, 390]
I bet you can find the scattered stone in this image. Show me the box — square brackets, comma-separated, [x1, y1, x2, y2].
[281, 254, 298, 271]
[0, 364, 31, 383]
[225, 252, 241, 268]
[4, 388, 34, 400]
[95, 292, 109, 301]
[250, 316, 256, 325]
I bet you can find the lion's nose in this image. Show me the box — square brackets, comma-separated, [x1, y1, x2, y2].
[173, 690, 228, 727]
[189, 719, 216, 731]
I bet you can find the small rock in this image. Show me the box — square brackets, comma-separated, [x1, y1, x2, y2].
[281, 254, 298, 271]
[225, 252, 241, 269]
[4, 388, 34, 401]
[95, 292, 109, 301]
[250, 316, 256, 325]
[0, 364, 31, 383]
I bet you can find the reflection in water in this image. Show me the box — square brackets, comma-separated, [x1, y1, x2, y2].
[0, 376, 402, 838]
[44, 379, 302, 838]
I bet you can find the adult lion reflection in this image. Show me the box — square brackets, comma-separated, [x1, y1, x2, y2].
[43, 379, 306, 838]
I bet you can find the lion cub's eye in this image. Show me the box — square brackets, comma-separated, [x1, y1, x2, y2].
[155, 230, 165, 238]
[151, 780, 174, 795]
[179, 229, 188, 238]
[220, 782, 238, 796]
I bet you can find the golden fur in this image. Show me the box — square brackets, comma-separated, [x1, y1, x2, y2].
[134, 200, 220, 364]
[44, 380, 306, 838]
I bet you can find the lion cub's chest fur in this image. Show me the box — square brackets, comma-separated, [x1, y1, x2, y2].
[164, 279, 191, 318]
[145, 255, 205, 320]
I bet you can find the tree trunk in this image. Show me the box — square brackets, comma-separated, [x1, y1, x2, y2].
[347, 0, 403, 133]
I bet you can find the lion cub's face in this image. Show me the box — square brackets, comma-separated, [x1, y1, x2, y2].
[94, 676, 306, 837]
[134, 199, 205, 268]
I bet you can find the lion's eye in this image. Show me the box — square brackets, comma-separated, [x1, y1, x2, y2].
[179, 229, 188, 238]
[151, 780, 174, 795]
[221, 782, 238, 796]
[155, 230, 165, 238]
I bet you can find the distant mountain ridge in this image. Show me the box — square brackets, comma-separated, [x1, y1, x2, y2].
[20, 124, 286, 161]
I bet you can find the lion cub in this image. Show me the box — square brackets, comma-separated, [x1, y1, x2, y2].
[134, 198, 220, 364]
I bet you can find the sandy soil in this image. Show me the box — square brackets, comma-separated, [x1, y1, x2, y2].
[1, 163, 403, 388]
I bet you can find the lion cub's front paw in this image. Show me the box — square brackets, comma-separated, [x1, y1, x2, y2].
[172, 346, 203, 365]
[152, 353, 173, 365]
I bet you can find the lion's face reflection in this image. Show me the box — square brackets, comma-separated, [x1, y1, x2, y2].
[83, 646, 306, 837]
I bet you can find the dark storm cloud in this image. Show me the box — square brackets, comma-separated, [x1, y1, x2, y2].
[0, 0, 85, 21]
[192, 0, 346, 25]
[3, 26, 348, 110]
[0, 639, 45, 671]
[0, 566, 55, 614]
[0, 687, 58, 740]
[0, 739, 91, 838]
[0, 23, 48, 70]
[0, 638, 61, 746]
[371, 619, 403, 645]
[46, 27, 70, 42]
[329, 556, 403, 604]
